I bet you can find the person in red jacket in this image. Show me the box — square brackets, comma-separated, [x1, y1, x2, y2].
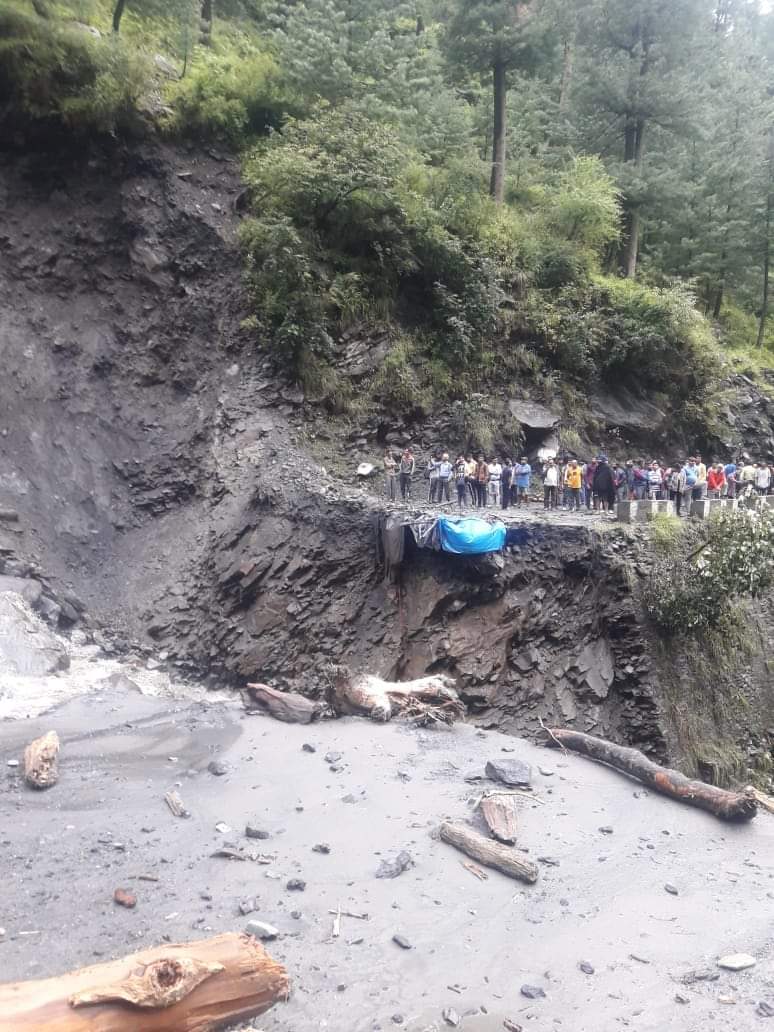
[707, 463, 726, 499]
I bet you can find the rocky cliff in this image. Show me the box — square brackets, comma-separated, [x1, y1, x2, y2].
[1, 136, 771, 782]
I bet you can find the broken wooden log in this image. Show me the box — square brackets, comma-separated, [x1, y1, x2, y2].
[326, 666, 465, 724]
[746, 786, 774, 815]
[478, 791, 519, 845]
[24, 730, 59, 789]
[439, 822, 538, 883]
[164, 790, 190, 818]
[0, 932, 289, 1031]
[246, 683, 323, 724]
[545, 728, 757, 822]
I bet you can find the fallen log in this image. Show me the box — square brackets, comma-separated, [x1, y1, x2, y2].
[327, 666, 465, 724]
[24, 730, 59, 789]
[478, 792, 519, 845]
[0, 932, 288, 1031]
[439, 822, 538, 883]
[746, 786, 774, 815]
[545, 728, 757, 822]
[245, 683, 323, 724]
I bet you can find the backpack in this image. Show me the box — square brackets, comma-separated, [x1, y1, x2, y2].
[684, 467, 697, 487]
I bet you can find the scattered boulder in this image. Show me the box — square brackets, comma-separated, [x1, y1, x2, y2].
[485, 758, 532, 789]
[245, 920, 278, 941]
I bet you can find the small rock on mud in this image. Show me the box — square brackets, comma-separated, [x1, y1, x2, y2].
[392, 934, 412, 949]
[376, 851, 413, 879]
[520, 984, 546, 999]
[113, 888, 137, 909]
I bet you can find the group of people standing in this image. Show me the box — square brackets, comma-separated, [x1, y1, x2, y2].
[382, 447, 774, 516]
[617, 456, 772, 516]
[383, 450, 533, 508]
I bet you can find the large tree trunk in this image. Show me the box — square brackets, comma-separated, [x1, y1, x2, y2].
[0, 933, 289, 1031]
[712, 270, 725, 320]
[489, 59, 507, 203]
[245, 683, 323, 724]
[545, 728, 758, 822]
[439, 822, 538, 883]
[112, 0, 126, 33]
[200, 0, 213, 46]
[558, 37, 574, 113]
[758, 145, 773, 347]
[619, 117, 645, 278]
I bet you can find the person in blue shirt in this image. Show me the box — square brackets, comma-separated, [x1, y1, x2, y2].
[724, 460, 737, 499]
[514, 457, 532, 507]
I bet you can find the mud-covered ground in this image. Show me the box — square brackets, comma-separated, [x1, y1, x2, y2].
[1, 685, 773, 1032]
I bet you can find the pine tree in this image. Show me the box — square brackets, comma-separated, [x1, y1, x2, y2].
[443, 0, 550, 202]
[572, 0, 708, 277]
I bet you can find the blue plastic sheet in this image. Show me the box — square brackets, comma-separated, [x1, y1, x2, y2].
[437, 517, 506, 555]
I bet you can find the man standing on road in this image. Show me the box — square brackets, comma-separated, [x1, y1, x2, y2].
[565, 459, 582, 510]
[399, 448, 414, 501]
[593, 455, 616, 512]
[500, 458, 513, 510]
[543, 457, 559, 510]
[383, 448, 398, 501]
[438, 452, 453, 503]
[514, 456, 532, 508]
[488, 456, 502, 507]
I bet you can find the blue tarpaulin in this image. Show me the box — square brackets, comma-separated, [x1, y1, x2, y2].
[437, 517, 506, 555]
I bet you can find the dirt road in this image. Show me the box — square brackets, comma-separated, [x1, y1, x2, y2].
[1, 692, 772, 1032]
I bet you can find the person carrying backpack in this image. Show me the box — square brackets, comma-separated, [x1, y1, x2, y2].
[682, 457, 698, 515]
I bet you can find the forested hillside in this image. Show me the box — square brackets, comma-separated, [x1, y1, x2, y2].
[3, 0, 774, 450]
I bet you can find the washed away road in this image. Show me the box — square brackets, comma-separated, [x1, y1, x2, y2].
[1, 691, 773, 1032]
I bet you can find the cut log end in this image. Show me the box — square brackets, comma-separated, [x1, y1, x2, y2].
[0, 933, 289, 1031]
[24, 730, 60, 789]
[69, 957, 225, 1009]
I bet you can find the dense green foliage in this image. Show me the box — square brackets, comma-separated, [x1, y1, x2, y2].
[5, 0, 774, 428]
[645, 506, 774, 635]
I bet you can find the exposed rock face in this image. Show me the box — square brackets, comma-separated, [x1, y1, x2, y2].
[0, 594, 69, 675]
[0, 137, 771, 776]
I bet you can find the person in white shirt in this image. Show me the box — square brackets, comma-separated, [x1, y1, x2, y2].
[488, 457, 502, 506]
[543, 458, 559, 509]
[755, 462, 771, 496]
